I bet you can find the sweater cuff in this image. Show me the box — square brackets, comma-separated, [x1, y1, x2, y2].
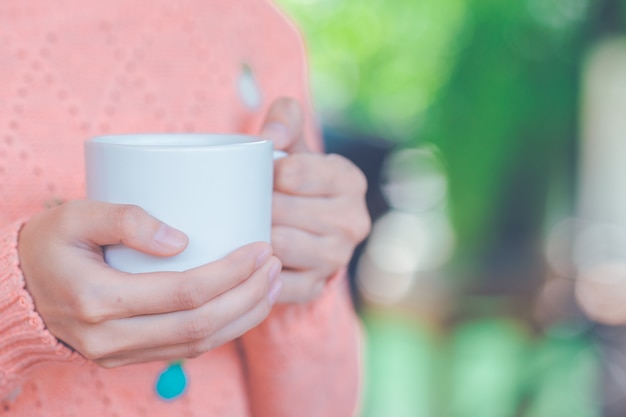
[0, 219, 84, 397]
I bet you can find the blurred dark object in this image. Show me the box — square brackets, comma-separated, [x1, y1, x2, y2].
[323, 127, 394, 310]
[590, 324, 626, 417]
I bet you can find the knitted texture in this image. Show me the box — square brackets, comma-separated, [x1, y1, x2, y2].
[0, 0, 361, 415]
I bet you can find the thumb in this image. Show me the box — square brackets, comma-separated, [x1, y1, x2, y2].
[259, 97, 309, 153]
[76, 201, 188, 257]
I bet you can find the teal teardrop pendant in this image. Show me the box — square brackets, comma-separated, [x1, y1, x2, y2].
[155, 361, 188, 400]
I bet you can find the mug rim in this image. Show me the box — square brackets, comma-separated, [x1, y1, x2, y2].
[86, 133, 268, 150]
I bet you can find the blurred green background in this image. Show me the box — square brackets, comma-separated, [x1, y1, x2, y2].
[275, 0, 626, 416]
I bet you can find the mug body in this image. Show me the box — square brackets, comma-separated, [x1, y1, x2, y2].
[85, 133, 274, 273]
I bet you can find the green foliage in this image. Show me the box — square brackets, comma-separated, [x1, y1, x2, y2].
[445, 319, 531, 417]
[276, 0, 593, 276]
[416, 0, 589, 273]
[361, 315, 601, 417]
[275, 0, 466, 140]
[361, 312, 439, 417]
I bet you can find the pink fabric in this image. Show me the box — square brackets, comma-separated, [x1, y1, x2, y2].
[0, 1, 361, 415]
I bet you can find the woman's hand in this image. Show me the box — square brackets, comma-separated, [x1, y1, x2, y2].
[18, 200, 281, 367]
[260, 98, 371, 303]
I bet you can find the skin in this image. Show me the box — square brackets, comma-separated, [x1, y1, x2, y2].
[17, 97, 370, 367]
[18, 201, 282, 368]
[260, 98, 371, 303]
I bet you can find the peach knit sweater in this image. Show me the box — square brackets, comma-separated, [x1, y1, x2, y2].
[0, 1, 361, 416]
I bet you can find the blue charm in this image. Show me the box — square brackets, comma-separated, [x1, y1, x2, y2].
[155, 361, 188, 400]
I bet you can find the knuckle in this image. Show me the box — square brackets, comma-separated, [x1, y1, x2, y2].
[53, 200, 82, 229]
[271, 190, 286, 211]
[323, 246, 344, 269]
[253, 268, 272, 300]
[186, 339, 213, 358]
[325, 153, 347, 168]
[174, 278, 204, 310]
[327, 154, 367, 194]
[322, 238, 351, 268]
[283, 97, 303, 122]
[353, 208, 372, 242]
[326, 153, 351, 176]
[72, 290, 106, 324]
[76, 337, 108, 360]
[222, 247, 259, 283]
[95, 358, 120, 369]
[339, 202, 371, 244]
[270, 227, 292, 259]
[182, 314, 214, 341]
[113, 204, 146, 240]
[277, 157, 310, 193]
[271, 194, 296, 223]
[352, 167, 368, 195]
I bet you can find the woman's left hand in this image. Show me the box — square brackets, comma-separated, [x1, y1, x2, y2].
[259, 98, 371, 303]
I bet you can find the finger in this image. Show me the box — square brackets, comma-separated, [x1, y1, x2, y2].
[272, 194, 337, 236]
[275, 269, 326, 304]
[61, 200, 188, 257]
[259, 97, 309, 153]
[96, 277, 283, 367]
[272, 226, 352, 273]
[81, 257, 281, 357]
[274, 153, 367, 197]
[68, 242, 274, 322]
[273, 192, 371, 241]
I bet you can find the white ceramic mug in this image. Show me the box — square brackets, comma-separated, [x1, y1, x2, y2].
[85, 133, 280, 273]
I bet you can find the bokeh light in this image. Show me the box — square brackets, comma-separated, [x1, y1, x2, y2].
[381, 146, 447, 213]
[356, 145, 454, 305]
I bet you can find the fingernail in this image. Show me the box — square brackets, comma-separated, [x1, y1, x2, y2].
[268, 261, 281, 284]
[269, 280, 283, 305]
[268, 262, 282, 304]
[260, 122, 289, 149]
[154, 224, 188, 250]
[255, 247, 272, 268]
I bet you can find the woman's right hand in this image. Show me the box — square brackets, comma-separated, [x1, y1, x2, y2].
[17, 200, 281, 368]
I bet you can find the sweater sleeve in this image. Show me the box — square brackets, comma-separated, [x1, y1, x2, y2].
[239, 269, 362, 417]
[0, 219, 84, 400]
